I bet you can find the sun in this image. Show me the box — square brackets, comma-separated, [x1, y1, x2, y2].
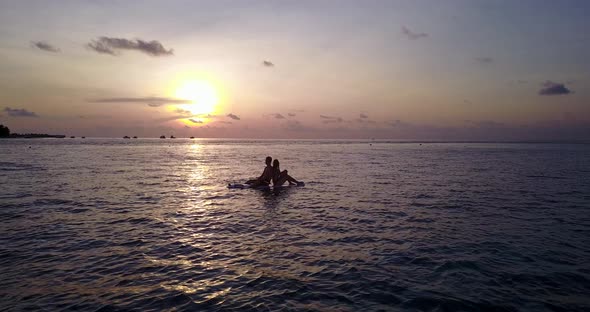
[174, 80, 219, 115]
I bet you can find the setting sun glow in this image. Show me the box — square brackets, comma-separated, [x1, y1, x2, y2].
[174, 80, 219, 115]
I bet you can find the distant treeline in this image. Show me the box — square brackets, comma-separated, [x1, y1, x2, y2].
[0, 124, 65, 138]
[7, 133, 66, 138]
[0, 124, 9, 137]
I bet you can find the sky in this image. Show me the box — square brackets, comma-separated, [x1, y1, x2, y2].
[0, 0, 589, 140]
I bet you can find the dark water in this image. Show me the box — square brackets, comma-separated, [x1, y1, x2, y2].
[1, 139, 589, 311]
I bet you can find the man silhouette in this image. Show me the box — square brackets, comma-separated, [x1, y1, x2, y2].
[245, 156, 273, 187]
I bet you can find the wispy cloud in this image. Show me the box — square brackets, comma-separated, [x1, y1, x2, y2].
[262, 60, 274, 67]
[282, 120, 313, 132]
[538, 81, 572, 96]
[273, 113, 285, 119]
[356, 118, 376, 125]
[386, 120, 403, 127]
[154, 115, 191, 123]
[174, 108, 192, 115]
[4, 107, 38, 117]
[401, 26, 429, 40]
[227, 113, 241, 120]
[87, 37, 173, 56]
[89, 97, 190, 107]
[188, 118, 203, 124]
[475, 57, 494, 64]
[287, 109, 304, 117]
[78, 114, 111, 119]
[320, 114, 343, 123]
[359, 113, 368, 119]
[31, 41, 60, 53]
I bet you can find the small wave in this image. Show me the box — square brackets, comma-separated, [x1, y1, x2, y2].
[414, 193, 435, 199]
[33, 198, 75, 206]
[434, 260, 484, 273]
[69, 208, 89, 213]
[526, 175, 568, 180]
[205, 194, 234, 200]
[0, 192, 32, 199]
[407, 217, 435, 223]
[0, 162, 44, 172]
[402, 295, 517, 312]
[126, 217, 152, 224]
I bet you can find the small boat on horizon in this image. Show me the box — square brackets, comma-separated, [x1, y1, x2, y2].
[123, 136, 130, 139]
[190, 136, 195, 139]
[70, 136, 75, 138]
[81, 136, 86, 139]
[133, 136, 138, 139]
[170, 135, 176, 139]
[159, 135, 166, 139]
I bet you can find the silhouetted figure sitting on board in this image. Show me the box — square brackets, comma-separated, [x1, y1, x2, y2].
[272, 159, 303, 186]
[245, 156, 274, 187]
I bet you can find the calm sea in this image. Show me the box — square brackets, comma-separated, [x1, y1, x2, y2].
[1, 139, 589, 311]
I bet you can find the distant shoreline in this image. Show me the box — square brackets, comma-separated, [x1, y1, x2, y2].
[0, 136, 587, 144]
[0, 134, 66, 139]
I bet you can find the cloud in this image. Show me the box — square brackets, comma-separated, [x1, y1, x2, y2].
[538, 81, 572, 96]
[475, 57, 494, 64]
[286, 110, 304, 117]
[359, 113, 368, 119]
[508, 79, 528, 85]
[189, 118, 202, 124]
[262, 60, 274, 67]
[401, 26, 429, 40]
[153, 115, 190, 123]
[273, 113, 285, 119]
[174, 108, 192, 115]
[356, 118, 376, 125]
[199, 114, 218, 119]
[87, 37, 173, 56]
[31, 41, 60, 53]
[78, 114, 111, 119]
[320, 114, 343, 123]
[282, 120, 313, 132]
[226, 113, 240, 120]
[4, 107, 38, 117]
[218, 120, 233, 124]
[89, 97, 190, 107]
[386, 120, 403, 127]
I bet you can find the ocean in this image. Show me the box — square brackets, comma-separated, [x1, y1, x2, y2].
[1, 139, 589, 311]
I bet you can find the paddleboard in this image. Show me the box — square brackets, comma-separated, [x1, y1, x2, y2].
[227, 182, 304, 189]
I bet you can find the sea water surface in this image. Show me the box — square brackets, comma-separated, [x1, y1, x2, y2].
[1, 139, 589, 311]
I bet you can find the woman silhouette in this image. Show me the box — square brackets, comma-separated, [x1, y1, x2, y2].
[272, 159, 302, 186]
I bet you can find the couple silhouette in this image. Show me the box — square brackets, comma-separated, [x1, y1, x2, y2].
[245, 156, 303, 187]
